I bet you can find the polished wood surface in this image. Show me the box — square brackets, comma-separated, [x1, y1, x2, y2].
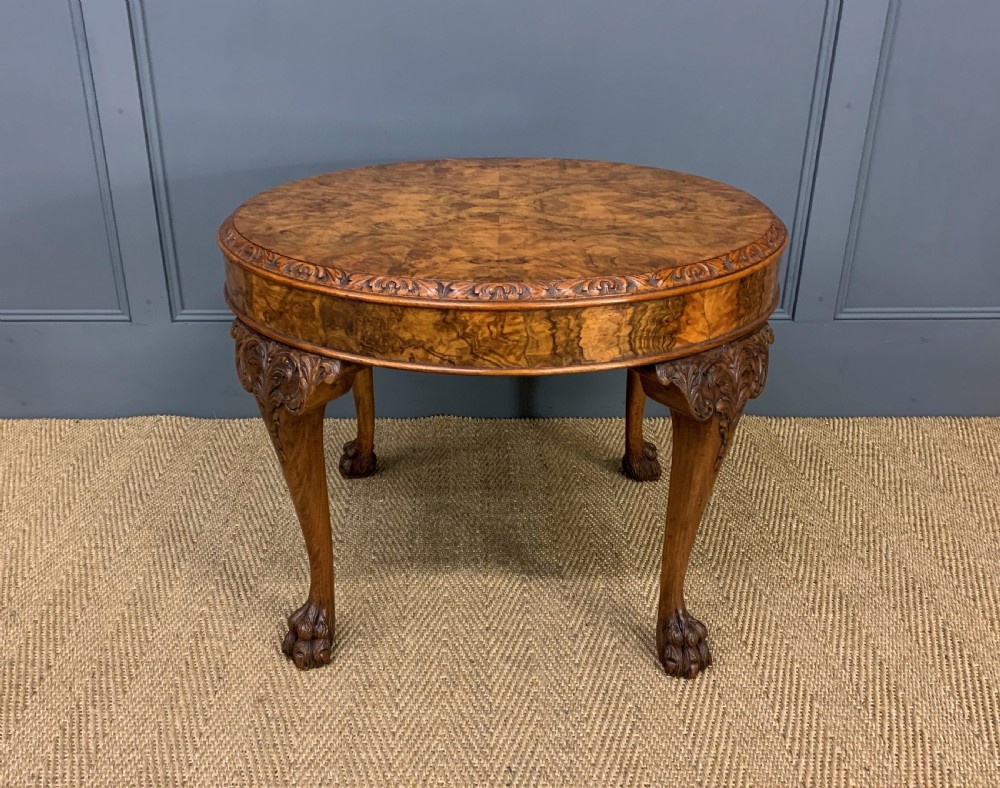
[222, 158, 784, 678]
[639, 324, 773, 676]
[622, 367, 661, 482]
[221, 158, 785, 374]
[339, 365, 377, 478]
[225, 261, 777, 374]
[231, 321, 372, 669]
[221, 158, 785, 306]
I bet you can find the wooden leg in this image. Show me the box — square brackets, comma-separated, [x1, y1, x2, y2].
[654, 411, 723, 677]
[639, 324, 773, 678]
[339, 365, 377, 478]
[622, 367, 662, 481]
[232, 320, 360, 670]
[271, 407, 338, 670]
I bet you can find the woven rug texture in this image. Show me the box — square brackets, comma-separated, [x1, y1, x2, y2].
[1, 415, 998, 786]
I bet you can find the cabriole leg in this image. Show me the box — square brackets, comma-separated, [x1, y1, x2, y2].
[639, 324, 773, 678]
[622, 366, 662, 481]
[339, 365, 377, 478]
[232, 320, 360, 670]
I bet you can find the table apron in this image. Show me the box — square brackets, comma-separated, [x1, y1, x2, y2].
[224, 261, 779, 375]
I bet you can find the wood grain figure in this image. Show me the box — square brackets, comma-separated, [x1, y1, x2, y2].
[221, 158, 787, 675]
[638, 324, 773, 677]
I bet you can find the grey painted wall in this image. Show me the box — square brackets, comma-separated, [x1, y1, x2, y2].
[2, 0, 999, 418]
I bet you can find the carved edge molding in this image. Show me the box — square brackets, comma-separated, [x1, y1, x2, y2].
[654, 324, 773, 469]
[231, 321, 346, 459]
[218, 215, 786, 304]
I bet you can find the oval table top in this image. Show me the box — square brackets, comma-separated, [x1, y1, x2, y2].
[220, 158, 785, 306]
[220, 158, 787, 374]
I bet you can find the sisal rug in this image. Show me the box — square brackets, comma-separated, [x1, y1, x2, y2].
[1, 415, 998, 786]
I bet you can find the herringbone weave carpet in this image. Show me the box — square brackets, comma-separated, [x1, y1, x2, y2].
[1, 416, 998, 786]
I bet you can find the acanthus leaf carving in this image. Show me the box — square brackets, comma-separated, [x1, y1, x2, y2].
[231, 320, 346, 459]
[445, 281, 534, 300]
[218, 215, 786, 303]
[562, 275, 644, 297]
[344, 272, 442, 299]
[654, 324, 774, 469]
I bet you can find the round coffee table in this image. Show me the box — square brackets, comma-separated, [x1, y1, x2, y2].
[219, 158, 786, 678]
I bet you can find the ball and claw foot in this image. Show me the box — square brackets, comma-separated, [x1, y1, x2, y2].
[622, 441, 662, 482]
[338, 439, 377, 478]
[657, 609, 712, 679]
[281, 601, 333, 670]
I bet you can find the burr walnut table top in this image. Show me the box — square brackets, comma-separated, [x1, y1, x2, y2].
[220, 158, 787, 374]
